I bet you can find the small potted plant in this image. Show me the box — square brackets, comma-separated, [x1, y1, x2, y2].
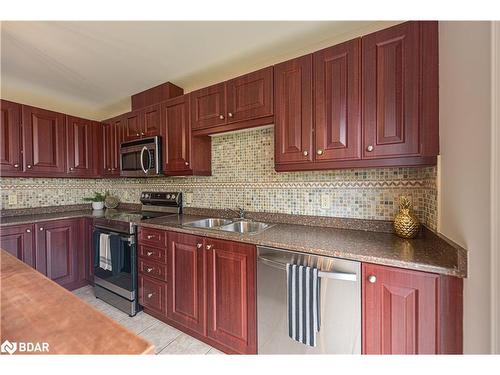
[83, 191, 108, 211]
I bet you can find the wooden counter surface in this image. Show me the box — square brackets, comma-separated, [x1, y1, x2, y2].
[0, 250, 154, 354]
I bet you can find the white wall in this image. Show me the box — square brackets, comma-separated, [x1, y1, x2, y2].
[438, 21, 493, 354]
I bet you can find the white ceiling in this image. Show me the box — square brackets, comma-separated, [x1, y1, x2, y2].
[0, 21, 400, 120]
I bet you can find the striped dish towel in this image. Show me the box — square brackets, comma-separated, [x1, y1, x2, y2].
[287, 263, 321, 347]
[99, 233, 112, 271]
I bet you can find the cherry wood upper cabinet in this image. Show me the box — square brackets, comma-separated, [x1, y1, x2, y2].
[206, 239, 257, 354]
[35, 219, 80, 290]
[102, 117, 121, 176]
[226, 66, 273, 124]
[190, 82, 227, 130]
[362, 263, 463, 354]
[362, 21, 438, 160]
[0, 224, 35, 267]
[123, 111, 143, 141]
[314, 39, 361, 162]
[162, 95, 212, 176]
[274, 55, 313, 165]
[167, 231, 206, 335]
[0, 100, 22, 176]
[142, 104, 161, 137]
[66, 115, 96, 177]
[22, 105, 66, 176]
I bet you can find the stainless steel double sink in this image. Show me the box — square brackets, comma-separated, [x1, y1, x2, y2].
[183, 218, 273, 234]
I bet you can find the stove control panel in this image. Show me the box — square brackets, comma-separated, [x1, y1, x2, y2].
[140, 192, 182, 207]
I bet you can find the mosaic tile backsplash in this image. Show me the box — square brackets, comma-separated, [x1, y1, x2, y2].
[0, 127, 438, 229]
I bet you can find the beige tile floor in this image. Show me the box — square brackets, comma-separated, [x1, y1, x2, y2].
[73, 285, 224, 355]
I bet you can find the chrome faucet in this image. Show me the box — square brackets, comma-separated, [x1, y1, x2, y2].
[225, 207, 246, 220]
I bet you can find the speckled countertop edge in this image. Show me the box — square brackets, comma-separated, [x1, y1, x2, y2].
[0, 208, 467, 278]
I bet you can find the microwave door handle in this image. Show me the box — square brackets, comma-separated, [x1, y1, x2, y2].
[140, 146, 149, 174]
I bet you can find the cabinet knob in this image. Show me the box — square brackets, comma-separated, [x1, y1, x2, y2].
[136, 133, 140, 136]
[141, 132, 145, 136]
[111, 168, 116, 171]
[69, 167, 74, 171]
[366, 145, 374, 152]
[368, 275, 377, 284]
[107, 168, 111, 171]
[27, 164, 32, 169]
[14, 164, 19, 168]
[26, 229, 31, 233]
[316, 149, 323, 155]
[196, 243, 203, 249]
[147, 251, 153, 256]
[303, 150, 308, 156]
[147, 235, 154, 239]
[146, 267, 153, 273]
[39, 227, 44, 231]
[206, 244, 213, 250]
[228, 112, 233, 118]
[185, 161, 189, 166]
[147, 293, 154, 299]
[219, 114, 225, 120]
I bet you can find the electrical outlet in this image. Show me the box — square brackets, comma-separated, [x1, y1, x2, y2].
[185, 192, 193, 205]
[8, 193, 18, 206]
[320, 193, 331, 210]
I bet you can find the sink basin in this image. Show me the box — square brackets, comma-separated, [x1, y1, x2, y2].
[183, 218, 233, 229]
[219, 220, 273, 234]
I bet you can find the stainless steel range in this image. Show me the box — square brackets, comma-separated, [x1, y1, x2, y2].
[92, 192, 182, 316]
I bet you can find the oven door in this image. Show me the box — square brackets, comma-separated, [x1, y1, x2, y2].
[93, 228, 137, 300]
[120, 137, 161, 177]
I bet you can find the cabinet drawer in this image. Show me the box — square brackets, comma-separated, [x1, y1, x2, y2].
[139, 274, 166, 314]
[138, 257, 167, 281]
[139, 227, 167, 247]
[138, 245, 167, 264]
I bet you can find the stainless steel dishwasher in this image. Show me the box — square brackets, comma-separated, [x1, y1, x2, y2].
[257, 246, 361, 354]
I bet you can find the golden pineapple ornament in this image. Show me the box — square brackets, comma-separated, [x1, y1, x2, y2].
[393, 196, 420, 239]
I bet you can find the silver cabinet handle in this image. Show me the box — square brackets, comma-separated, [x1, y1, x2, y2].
[257, 255, 358, 282]
[303, 151, 308, 156]
[228, 112, 233, 118]
[146, 267, 153, 273]
[316, 149, 323, 155]
[27, 164, 32, 169]
[206, 244, 213, 250]
[147, 251, 153, 256]
[368, 275, 377, 283]
[219, 114, 225, 120]
[147, 293, 153, 299]
[14, 163, 19, 168]
[196, 243, 203, 249]
[26, 229, 31, 233]
[39, 227, 44, 231]
[366, 145, 374, 152]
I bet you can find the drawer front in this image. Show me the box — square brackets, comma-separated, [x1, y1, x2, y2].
[139, 227, 167, 247]
[139, 257, 167, 281]
[139, 274, 166, 314]
[139, 245, 167, 264]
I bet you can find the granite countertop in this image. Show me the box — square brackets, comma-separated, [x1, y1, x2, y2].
[0, 250, 154, 354]
[0, 208, 467, 278]
[139, 214, 467, 278]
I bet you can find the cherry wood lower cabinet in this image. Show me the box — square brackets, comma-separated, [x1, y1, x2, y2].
[0, 223, 35, 267]
[362, 263, 463, 354]
[138, 229, 257, 354]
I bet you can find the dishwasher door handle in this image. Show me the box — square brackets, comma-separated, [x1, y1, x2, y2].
[257, 255, 358, 282]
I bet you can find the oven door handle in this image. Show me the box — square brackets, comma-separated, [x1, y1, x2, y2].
[140, 146, 149, 174]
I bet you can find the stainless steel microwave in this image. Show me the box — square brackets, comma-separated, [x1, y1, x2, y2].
[120, 136, 161, 177]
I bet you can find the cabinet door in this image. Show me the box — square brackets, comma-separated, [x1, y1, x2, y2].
[0, 100, 22, 175]
[206, 239, 257, 354]
[190, 82, 226, 130]
[167, 232, 206, 334]
[274, 55, 313, 164]
[35, 219, 79, 290]
[0, 224, 35, 267]
[162, 95, 191, 174]
[102, 119, 120, 176]
[123, 111, 143, 141]
[142, 104, 161, 137]
[226, 67, 273, 124]
[362, 263, 439, 354]
[314, 39, 361, 162]
[362, 21, 420, 159]
[66, 115, 95, 177]
[22, 105, 66, 175]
